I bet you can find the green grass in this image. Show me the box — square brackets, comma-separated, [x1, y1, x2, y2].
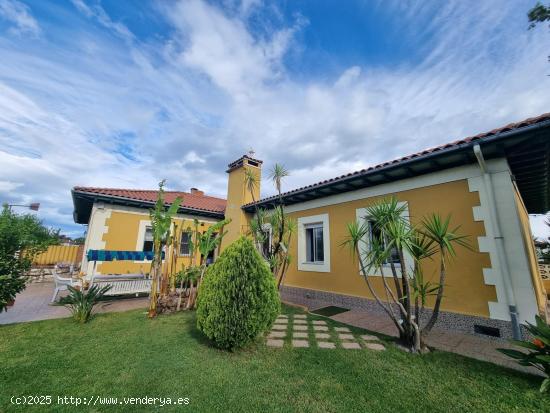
[0, 306, 548, 412]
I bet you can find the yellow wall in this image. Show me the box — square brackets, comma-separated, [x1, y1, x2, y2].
[33, 245, 82, 265]
[283, 179, 497, 317]
[221, 160, 260, 250]
[96, 210, 218, 275]
[513, 184, 548, 317]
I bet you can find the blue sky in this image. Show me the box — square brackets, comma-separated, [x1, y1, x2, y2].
[0, 0, 548, 239]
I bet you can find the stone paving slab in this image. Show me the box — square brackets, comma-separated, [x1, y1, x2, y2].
[313, 325, 328, 332]
[293, 332, 308, 338]
[335, 327, 351, 332]
[275, 318, 288, 323]
[361, 334, 379, 341]
[272, 324, 287, 330]
[293, 319, 307, 325]
[267, 339, 284, 348]
[315, 333, 330, 339]
[338, 333, 355, 340]
[293, 325, 308, 331]
[268, 331, 286, 338]
[292, 340, 309, 348]
[294, 314, 307, 319]
[318, 341, 336, 349]
[365, 343, 385, 351]
[341, 342, 362, 349]
[277, 314, 288, 318]
[312, 320, 327, 325]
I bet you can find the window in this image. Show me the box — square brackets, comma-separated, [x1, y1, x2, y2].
[367, 220, 400, 265]
[180, 232, 191, 256]
[297, 214, 330, 272]
[305, 224, 324, 263]
[142, 226, 153, 252]
[259, 225, 272, 258]
[206, 232, 218, 265]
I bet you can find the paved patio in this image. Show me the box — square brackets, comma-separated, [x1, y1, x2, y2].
[0, 281, 148, 325]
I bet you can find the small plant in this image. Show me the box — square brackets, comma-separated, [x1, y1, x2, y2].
[58, 285, 111, 323]
[196, 236, 280, 350]
[498, 315, 550, 393]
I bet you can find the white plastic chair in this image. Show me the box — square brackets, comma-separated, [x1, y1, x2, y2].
[51, 265, 79, 303]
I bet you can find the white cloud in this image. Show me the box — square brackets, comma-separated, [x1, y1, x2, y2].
[0, 0, 40, 36]
[0, 0, 548, 241]
[0, 180, 22, 192]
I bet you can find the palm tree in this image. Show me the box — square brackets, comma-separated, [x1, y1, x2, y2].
[343, 197, 470, 352]
[421, 214, 470, 336]
[147, 180, 182, 318]
[246, 162, 294, 290]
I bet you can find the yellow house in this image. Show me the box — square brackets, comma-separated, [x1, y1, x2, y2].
[72, 113, 549, 340]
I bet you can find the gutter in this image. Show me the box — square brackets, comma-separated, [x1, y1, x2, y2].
[473, 144, 522, 340]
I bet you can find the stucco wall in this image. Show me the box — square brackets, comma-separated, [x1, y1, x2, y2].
[83, 203, 220, 275]
[282, 178, 496, 318]
[513, 184, 548, 319]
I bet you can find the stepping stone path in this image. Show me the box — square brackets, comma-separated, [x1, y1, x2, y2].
[267, 339, 284, 348]
[341, 342, 362, 350]
[265, 313, 386, 351]
[365, 343, 385, 351]
[292, 340, 309, 348]
[335, 327, 351, 332]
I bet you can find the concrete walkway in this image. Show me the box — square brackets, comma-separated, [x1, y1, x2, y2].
[0, 281, 148, 325]
[323, 307, 539, 375]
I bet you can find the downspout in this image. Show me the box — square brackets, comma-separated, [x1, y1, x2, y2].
[473, 144, 522, 339]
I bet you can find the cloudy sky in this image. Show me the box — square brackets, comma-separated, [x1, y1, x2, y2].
[0, 0, 548, 239]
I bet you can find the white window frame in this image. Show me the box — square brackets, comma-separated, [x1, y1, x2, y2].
[298, 213, 330, 272]
[179, 231, 192, 256]
[355, 202, 413, 277]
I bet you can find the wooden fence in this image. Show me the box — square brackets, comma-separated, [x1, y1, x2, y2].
[33, 245, 83, 265]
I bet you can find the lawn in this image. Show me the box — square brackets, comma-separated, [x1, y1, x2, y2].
[0, 306, 548, 412]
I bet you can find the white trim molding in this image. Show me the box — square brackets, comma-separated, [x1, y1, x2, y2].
[82, 203, 112, 275]
[468, 175, 509, 321]
[297, 213, 331, 273]
[355, 202, 414, 277]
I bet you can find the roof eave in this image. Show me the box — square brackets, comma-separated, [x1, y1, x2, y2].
[243, 119, 550, 214]
[72, 190, 225, 224]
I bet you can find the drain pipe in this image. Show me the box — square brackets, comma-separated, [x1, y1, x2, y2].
[473, 144, 522, 339]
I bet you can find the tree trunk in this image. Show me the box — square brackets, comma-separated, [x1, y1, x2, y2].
[421, 247, 447, 338]
[356, 246, 404, 335]
[398, 247, 415, 349]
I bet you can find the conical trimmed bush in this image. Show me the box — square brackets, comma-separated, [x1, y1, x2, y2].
[196, 236, 280, 350]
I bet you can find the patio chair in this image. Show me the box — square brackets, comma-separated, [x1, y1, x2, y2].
[51, 265, 79, 303]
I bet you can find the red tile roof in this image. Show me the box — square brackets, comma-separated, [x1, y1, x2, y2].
[244, 112, 550, 207]
[73, 187, 226, 214]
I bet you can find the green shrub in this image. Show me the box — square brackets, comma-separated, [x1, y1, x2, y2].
[58, 285, 111, 323]
[196, 236, 280, 350]
[498, 315, 550, 393]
